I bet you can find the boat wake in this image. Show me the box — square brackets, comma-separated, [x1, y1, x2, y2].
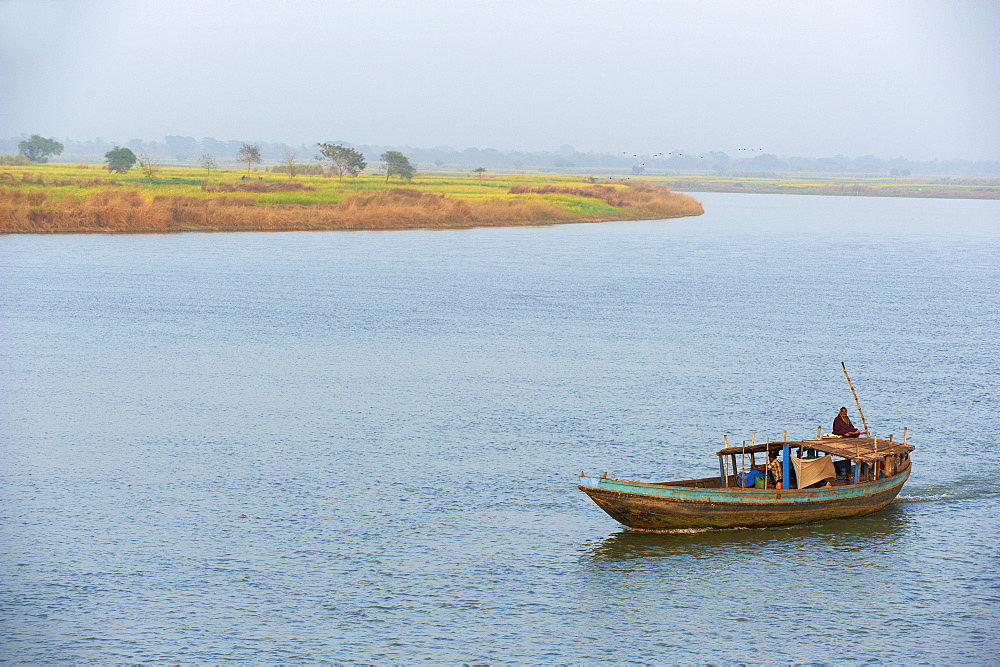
[895, 483, 1000, 504]
[896, 493, 955, 503]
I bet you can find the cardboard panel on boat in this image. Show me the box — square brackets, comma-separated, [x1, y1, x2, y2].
[791, 455, 836, 488]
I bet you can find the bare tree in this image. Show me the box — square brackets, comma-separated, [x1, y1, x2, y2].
[281, 150, 299, 180]
[137, 152, 161, 184]
[200, 154, 217, 178]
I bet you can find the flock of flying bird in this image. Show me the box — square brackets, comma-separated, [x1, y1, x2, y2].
[621, 148, 764, 163]
[604, 148, 767, 179]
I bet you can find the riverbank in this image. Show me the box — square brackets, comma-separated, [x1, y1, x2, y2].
[644, 173, 1000, 199]
[0, 165, 703, 233]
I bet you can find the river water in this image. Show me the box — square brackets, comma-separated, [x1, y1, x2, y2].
[1, 193, 997, 663]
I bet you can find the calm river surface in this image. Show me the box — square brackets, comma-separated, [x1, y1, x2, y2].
[1, 193, 998, 663]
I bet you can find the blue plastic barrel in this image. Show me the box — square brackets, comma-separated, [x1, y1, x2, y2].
[739, 469, 763, 487]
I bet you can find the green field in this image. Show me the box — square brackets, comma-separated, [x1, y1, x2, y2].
[2, 163, 625, 209]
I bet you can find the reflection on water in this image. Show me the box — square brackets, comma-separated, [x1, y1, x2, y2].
[583, 503, 915, 563]
[574, 496, 997, 663]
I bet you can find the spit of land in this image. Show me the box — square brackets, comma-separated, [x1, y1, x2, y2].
[0, 164, 704, 234]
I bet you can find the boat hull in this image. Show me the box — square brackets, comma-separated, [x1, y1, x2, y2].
[578, 464, 910, 530]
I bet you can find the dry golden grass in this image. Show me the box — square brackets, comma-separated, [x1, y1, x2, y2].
[0, 177, 703, 233]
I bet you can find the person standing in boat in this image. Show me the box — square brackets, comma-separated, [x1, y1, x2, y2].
[833, 407, 862, 438]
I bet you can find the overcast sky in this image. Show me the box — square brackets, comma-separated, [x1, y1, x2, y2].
[2, 0, 998, 160]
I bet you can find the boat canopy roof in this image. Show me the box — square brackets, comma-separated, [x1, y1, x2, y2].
[716, 437, 914, 460]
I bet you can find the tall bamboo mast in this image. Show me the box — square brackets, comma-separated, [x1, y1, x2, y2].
[841, 362, 869, 435]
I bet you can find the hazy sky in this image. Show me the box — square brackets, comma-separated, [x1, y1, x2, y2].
[2, 0, 998, 160]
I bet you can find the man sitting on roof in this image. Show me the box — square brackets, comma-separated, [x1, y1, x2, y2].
[833, 407, 862, 438]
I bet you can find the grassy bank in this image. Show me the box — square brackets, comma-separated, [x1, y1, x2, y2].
[645, 173, 1000, 199]
[0, 164, 704, 233]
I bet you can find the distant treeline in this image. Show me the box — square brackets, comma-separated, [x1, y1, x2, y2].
[1, 135, 998, 177]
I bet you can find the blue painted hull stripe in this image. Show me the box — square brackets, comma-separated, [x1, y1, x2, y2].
[579, 468, 909, 504]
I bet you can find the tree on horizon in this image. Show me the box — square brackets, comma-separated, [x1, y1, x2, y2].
[238, 143, 262, 173]
[316, 143, 367, 182]
[104, 146, 137, 173]
[380, 150, 414, 183]
[19, 135, 64, 163]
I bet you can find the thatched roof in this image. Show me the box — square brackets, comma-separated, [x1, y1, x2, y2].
[716, 436, 914, 460]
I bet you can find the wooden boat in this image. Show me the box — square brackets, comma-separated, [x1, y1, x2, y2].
[579, 435, 914, 530]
